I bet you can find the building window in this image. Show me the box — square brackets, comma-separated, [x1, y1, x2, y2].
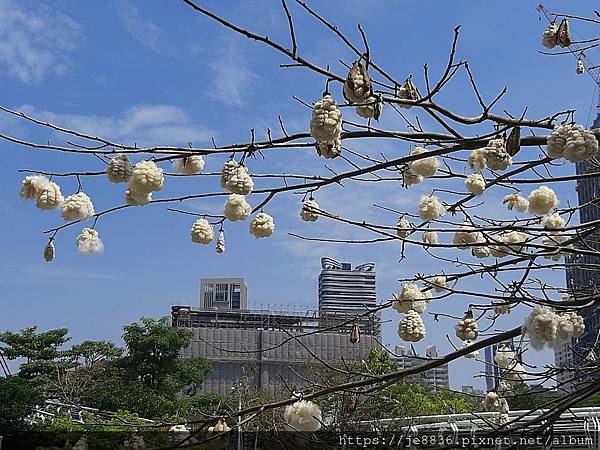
[215, 283, 229, 304]
[204, 283, 214, 308]
[232, 284, 241, 309]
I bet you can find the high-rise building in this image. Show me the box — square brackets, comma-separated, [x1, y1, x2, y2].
[555, 113, 600, 386]
[318, 257, 376, 316]
[200, 278, 247, 310]
[484, 340, 518, 391]
[393, 345, 449, 391]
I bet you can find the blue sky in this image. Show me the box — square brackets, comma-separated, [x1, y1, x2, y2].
[1, 0, 598, 390]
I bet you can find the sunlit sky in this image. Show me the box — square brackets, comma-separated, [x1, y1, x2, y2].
[1, 0, 598, 389]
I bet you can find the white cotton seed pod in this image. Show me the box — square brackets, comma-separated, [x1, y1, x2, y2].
[542, 22, 558, 48]
[472, 244, 491, 259]
[129, 160, 164, 194]
[494, 346, 515, 368]
[216, 230, 225, 254]
[396, 217, 413, 238]
[497, 399, 510, 425]
[546, 124, 569, 159]
[220, 159, 240, 188]
[175, 155, 205, 175]
[464, 340, 478, 359]
[542, 233, 572, 261]
[418, 196, 446, 222]
[409, 147, 439, 178]
[61, 192, 95, 221]
[20, 175, 50, 200]
[493, 301, 511, 315]
[558, 312, 585, 340]
[455, 317, 479, 341]
[564, 124, 599, 162]
[249, 212, 275, 238]
[482, 392, 501, 412]
[392, 283, 426, 314]
[300, 199, 319, 222]
[208, 419, 230, 433]
[190, 218, 214, 244]
[223, 194, 251, 221]
[465, 173, 486, 196]
[422, 230, 438, 245]
[468, 149, 487, 172]
[453, 222, 483, 249]
[403, 168, 423, 187]
[522, 306, 561, 350]
[75, 228, 104, 255]
[484, 139, 512, 171]
[430, 276, 448, 293]
[36, 182, 64, 210]
[490, 231, 528, 257]
[284, 400, 322, 432]
[356, 96, 382, 120]
[43, 240, 55, 262]
[543, 212, 565, 230]
[310, 95, 342, 142]
[498, 380, 512, 396]
[528, 186, 558, 216]
[125, 189, 152, 206]
[106, 154, 133, 183]
[398, 309, 426, 342]
[225, 165, 254, 195]
[503, 193, 529, 213]
[315, 138, 342, 159]
[505, 362, 527, 384]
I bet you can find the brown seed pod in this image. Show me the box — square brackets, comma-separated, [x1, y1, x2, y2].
[350, 323, 361, 344]
[506, 126, 521, 156]
[343, 60, 372, 104]
[43, 240, 55, 262]
[556, 18, 571, 48]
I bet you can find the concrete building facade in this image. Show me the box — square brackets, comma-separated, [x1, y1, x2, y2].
[200, 278, 248, 310]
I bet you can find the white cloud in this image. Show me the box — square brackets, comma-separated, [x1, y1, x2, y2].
[208, 39, 256, 107]
[114, 0, 169, 53]
[16, 104, 214, 147]
[0, 0, 82, 83]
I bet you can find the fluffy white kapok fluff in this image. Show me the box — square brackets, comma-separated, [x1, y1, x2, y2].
[542, 233, 571, 261]
[409, 147, 439, 178]
[175, 155, 205, 175]
[429, 276, 448, 293]
[125, 189, 152, 206]
[225, 165, 254, 195]
[310, 95, 342, 142]
[75, 228, 104, 255]
[403, 169, 423, 187]
[396, 217, 413, 238]
[398, 309, 426, 342]
[522, 306, 566, 350]
[490, 231, 528, 258]
[106, 154, 133, 183]
[543, 212, 565, 230]
[422, 230, 438, 245]
[249, 212, 275, 238]
[503, 193, 529, 213]
[542, 22, 558, 48]
[220, 159, 240, 188]
[284, 400, 322, 432]
[468, 149, 487, 172]
[20, 175, 50, 200]
[557, 312, 585, 341]
[484, 139, 512, 171]
[455, 317, 479, 341]
[216, 230, 225, 254]
[546, 124, 569, 159]
[300, 199, 320, 222]
[418, 196, 446, 222]
[36, 182, 64, 210]
[315, 138, 342, 159]
[564, 124, 599, 162]
[483, 392, 501, 412]
[61, 192, 95, 221]
[494, 346, 516, 368]
[129, 160, 164, 194]
[356, 96, 382, 120]
[528, 186, 559, 216]
[493, 301, 511, 315]
[465, 173, 486, 196]
[392, 283, 427, 314]
[190, 219, 214, 244]
[223, 194, 251, 221]
[453, 222, 483, 249]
